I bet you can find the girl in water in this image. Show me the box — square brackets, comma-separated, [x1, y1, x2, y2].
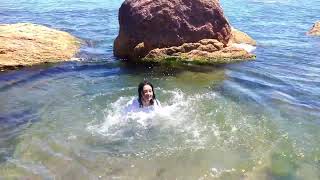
[126, 81, 161, 112]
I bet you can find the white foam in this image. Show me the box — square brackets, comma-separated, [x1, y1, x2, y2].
[87, 89, 220, 148]
[232, 43, 256, 53]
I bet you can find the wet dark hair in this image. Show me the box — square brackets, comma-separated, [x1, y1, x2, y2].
[138, 81, 156, 107]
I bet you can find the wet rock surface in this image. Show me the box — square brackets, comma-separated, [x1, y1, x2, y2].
[142, 37, 255, 65]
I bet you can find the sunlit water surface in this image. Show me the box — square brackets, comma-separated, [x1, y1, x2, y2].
[0, 0, 320, 179]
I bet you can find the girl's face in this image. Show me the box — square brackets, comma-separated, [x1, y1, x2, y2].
[141, 84, 153, 102]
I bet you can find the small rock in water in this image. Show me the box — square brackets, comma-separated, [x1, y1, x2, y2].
[307, 21, 320, 36]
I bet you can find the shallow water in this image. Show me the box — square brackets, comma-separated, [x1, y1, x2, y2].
[1, 0, 320, 179]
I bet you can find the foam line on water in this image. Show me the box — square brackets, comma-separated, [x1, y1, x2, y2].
[231, 43, 256, 53]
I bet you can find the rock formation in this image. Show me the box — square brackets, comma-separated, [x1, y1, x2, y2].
[307, 21, 320, 36]
[142, 38, 254, 65]
[114, 0, 256, 65]
[114, 0, 231, 59]
[0, 23, 81, 70]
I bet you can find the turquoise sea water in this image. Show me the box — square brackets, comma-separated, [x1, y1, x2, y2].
[0, 0, 320, 179]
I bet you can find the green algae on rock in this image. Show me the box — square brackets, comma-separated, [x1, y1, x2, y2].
[141, 38, 255, 65]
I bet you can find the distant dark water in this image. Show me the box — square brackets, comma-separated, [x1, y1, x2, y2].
[0, 0, 320, 179]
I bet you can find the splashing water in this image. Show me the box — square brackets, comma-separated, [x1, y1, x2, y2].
[87, 89, 215, 152]
[1, 0, 320, 178]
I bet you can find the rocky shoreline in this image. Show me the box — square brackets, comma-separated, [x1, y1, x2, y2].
[1, 2, 318, 71]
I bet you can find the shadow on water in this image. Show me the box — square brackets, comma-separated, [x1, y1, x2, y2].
[0, 109, 38, 163]
[119, 60, 229, 90]
[0, 59, 229, 91]
[117, 59, 229, 76]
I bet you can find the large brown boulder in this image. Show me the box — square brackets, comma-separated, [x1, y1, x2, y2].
[307, 21, 320, 36]
[0, 23, 81, 70]
[114, 0, 231, 60]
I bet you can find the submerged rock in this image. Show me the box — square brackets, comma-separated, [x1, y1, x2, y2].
[307, 21, 320, 36]
[114, 0, 256, 65]
[0, 23, 81, 70]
